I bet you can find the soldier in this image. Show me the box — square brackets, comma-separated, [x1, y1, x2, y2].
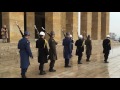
[18, 31, 33, 78]
[63, 32, 72, 67]
[85, 35, 92, 62]
[75, 35, 84, 64]
[1, 25, 8, 43]
[36, 31, 49, 75]
[48, 31, 58, 72]
[103, 35, 111, 63]
[70, 34, 74, 58]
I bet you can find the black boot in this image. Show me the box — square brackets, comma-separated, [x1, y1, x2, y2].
[49, 67, 56, 72]
[78, 60, 82, 64]
[40, 71, 46, 75]
[104, 60, 109, 63]
[21, 75, 26, 78]
[65, 59, 71, 67]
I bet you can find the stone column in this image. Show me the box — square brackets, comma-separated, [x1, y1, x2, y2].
[45, 12, 53, 40]
[66, 12, 73, 35]
[81, 12, 87, 37]
[101, 12, 110, 40]
[73, 12, 78, 40]
[2, 12, 24, 43]
[26, 12, 35, 41]
[91, 12, 101, 40]
[61, 12, 66, 40]
[81, 12, 92, 39]
[53, 12, 62, 42]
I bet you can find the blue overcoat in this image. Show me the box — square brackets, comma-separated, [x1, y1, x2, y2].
[18, 37, 33, 69]
[62, 37, 72, 59]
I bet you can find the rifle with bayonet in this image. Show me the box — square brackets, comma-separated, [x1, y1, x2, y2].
[61, 29, 66, 37]
[15, 21, 24, 37]
[41, 27, 51, 37]
[34, 25, 40, 38]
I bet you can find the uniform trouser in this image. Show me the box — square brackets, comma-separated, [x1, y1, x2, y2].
[21, 68, 28, 76]
[104, 53, 109, 61]
[49, 60, 55, 69]
[39, 62, 45, 72]
[78, 53, 83, 63]
[86, 54, 90, 60]
[65, 59, 69, 66]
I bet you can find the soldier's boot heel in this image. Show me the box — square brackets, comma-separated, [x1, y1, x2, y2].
[21, 75, 26, 78]
[40, 71, 46, 75]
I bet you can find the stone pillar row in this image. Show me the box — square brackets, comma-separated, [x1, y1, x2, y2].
[1, 12, 109, 43]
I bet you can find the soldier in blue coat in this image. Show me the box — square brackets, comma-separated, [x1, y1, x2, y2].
[63, 32, 72, 67]
[18, 31, 33, 78]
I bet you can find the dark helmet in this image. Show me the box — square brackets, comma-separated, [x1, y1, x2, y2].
[24, 31, 30, 36]
[87, 35, 90, 38]
[66, 32, 70, 36]
[50, 31, 55, 35]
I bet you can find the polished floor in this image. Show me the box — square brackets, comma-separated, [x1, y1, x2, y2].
[0, 42, 120, 78]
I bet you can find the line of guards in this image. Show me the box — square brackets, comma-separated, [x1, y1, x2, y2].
[18, 31, 111, 78]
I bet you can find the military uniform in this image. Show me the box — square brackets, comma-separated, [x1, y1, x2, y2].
[63, 34, 72, 67]
[103, 37, 111, 63]
[85, 35, 92, 61]
[70, 38, 74, 58]
[75, 37, 84, 64]
[48, 37, 57, 72]
[18, 32, 33, 78]
[36, 37, 49, 75]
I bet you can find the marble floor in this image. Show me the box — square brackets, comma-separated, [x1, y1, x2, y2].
[0, 42, 120, 78]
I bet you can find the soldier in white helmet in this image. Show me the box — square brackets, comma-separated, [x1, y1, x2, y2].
[75, 35, 84, 64]
[36, 31, 49, 75]
[103, 35, 111, 63]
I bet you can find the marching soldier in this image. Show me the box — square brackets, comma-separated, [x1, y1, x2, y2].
[70, 34, 74, 57]
[36, 31, 49, 75]
[63, 32, 72, 67]
[48, 31, 58, 72]
[75, 35, 84, 64]
[103, 35, 111, 63]
[85, 35, 92, 62]
[18, 31, 33, 78]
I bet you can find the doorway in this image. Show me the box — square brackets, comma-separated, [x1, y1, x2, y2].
[35, 12, 45, 39]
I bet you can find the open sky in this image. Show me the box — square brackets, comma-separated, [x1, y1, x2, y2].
[110, 12, 120, 38]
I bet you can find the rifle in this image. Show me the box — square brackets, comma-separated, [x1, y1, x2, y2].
[61, 29, 66, 37]
[15, 21, 24, 37]
[41, 27, 51, 37]
[34, 25, 40, 38]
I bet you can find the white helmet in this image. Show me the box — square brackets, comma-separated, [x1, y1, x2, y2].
[70, 34, 72, 38]
[106, 35, 110, 38]
[40, 31, 45, 36]
[79, 35, 83, 39]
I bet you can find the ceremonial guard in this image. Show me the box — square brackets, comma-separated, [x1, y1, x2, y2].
[63, 32, 72, 67]
[85, 35, 92, 62]
[48, 31, 58, 72]
[103, 35, 111, 63]
[70, 34, 74, 57]
[75, 35, 84, 64]
[18, 31, 33, 78]
[36, 31, 49, 75]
